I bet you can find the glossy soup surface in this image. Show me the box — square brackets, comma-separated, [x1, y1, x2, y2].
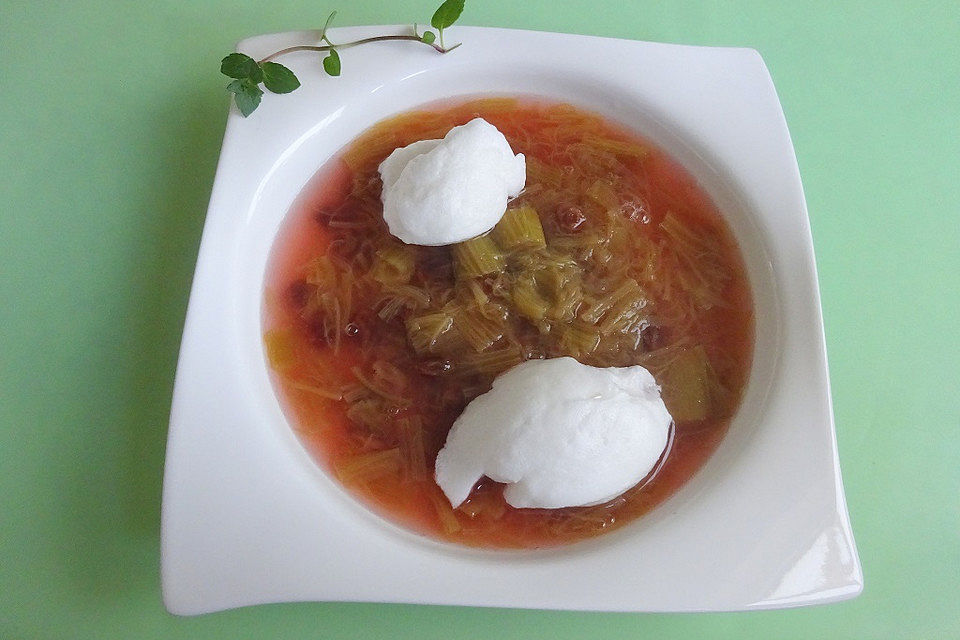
[263, 97, 754, 548]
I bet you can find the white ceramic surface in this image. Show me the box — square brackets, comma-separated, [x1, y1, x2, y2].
[161, 25, 862, 615]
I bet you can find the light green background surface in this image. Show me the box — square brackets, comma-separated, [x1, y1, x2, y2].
[1, 1, 958, 638]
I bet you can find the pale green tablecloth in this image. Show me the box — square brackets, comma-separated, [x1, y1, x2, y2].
[1, 1, 957, 637]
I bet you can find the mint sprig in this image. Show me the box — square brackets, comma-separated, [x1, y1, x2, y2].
[220, 3, 466, 117]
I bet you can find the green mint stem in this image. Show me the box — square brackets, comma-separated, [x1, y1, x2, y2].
[258, 34, 458, 64]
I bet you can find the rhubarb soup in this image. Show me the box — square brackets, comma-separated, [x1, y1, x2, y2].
[262, 97, 754, 549]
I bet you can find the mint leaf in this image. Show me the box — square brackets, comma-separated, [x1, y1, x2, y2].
[261, 62, 300, 94]
[320, 11, 337, 42]
[221, 53, 262, 82]
[323, 49, 341, 76]
[431, 0, 464, 30]
[225, 79, 245, 94]
[229, 80, 263, 117]
[421, 30, 436, 44]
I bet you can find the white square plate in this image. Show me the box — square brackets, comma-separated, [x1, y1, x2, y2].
[161, 25, 862, 615]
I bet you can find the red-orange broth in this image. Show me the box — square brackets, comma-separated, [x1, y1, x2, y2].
[263, 97, 754, 548]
